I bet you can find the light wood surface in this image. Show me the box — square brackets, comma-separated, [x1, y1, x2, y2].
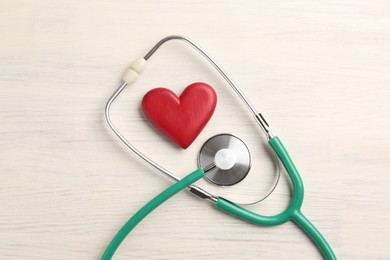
[1, 1, 389, 259]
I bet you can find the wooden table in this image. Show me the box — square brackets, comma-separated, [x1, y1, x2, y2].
[1, 1, 389, 259]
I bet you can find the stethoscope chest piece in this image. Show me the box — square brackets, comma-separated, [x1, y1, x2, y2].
[198, 134, 251, 186]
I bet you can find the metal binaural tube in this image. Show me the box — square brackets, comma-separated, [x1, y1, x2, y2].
[105, 82, 178, 182]
[104, 35, 278, 204]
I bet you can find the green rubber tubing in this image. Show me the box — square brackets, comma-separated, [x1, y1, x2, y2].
[101, 168, 205, 260]
[216, 136, 336, 260]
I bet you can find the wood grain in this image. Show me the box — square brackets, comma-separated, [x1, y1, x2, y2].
[0, 0, 389, 259]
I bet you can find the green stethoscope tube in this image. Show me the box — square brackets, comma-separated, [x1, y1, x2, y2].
[102, 136, 335, 259]
[101, 168, 205, 259]
[216, 136, 336, 259]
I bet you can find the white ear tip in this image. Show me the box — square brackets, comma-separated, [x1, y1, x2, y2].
[131, 58, 147, 73]
[122, 58, 147, 83]
[123, 68, 139, 84]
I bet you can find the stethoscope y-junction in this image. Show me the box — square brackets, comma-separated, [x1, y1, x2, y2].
[102, 35, 336, 259]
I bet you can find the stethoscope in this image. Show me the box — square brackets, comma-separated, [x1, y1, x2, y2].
[102, 35, 336, 259]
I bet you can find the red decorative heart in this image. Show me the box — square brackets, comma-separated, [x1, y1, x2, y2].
[142, 82, 217, 149]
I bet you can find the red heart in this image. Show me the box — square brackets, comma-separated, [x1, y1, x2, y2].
[142, 82, 217, 149]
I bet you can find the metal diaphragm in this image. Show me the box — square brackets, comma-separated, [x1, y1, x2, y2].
[198, 134, 251, 186]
